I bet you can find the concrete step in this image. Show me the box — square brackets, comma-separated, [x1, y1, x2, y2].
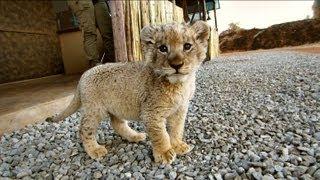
[0, 74, 79, 135]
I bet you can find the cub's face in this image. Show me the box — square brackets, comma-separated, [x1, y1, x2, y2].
[141, 21, 210, 83]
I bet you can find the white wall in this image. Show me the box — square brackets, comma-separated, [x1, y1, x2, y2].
[210, 1, 314, 33]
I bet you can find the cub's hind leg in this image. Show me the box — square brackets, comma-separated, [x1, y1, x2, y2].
[110, 114, 146, 143]
[80, 109, 108, 160]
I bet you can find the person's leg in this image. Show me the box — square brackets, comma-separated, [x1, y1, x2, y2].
[68, 0, 100, 67]
[94, 0, 115, 62]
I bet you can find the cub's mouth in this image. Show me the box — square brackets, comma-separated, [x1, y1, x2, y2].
[167, 70, 190, 79]
[172, 71, 188, 76]
[166, 72, 189, 83]
[173, 69, 188, 74]
[165, 70, 189, 77]
[154, 67, 192, 79]
[170, 73, 186, 77]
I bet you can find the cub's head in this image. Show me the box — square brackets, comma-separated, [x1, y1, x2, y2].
[140, 21, 210, 83]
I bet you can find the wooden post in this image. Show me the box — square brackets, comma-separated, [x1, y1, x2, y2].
[140, 0, 150, 27]
[109, 0, 128, 62]
[201, 0, 207, 21]
[172, 0, 176, 22]
[130, 1, 141, 60]
[182, 0, 189, 22]
[208, 27, 219, 59]
[124, 1, 133, 61]
[121, 0, 185, 61]
[213, 0, 218, 31]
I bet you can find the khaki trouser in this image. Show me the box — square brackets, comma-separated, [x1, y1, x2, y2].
[313, 4, 320, 18]
[68, 0, 114, 64]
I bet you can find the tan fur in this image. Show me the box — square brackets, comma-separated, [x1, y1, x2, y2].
[51, 21, 210, 164]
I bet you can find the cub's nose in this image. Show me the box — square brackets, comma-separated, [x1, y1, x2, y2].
[169, 61, 184, 71]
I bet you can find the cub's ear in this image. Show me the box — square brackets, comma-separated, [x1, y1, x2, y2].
[140, 25, 158, 45]
[191, 20, 210, 43]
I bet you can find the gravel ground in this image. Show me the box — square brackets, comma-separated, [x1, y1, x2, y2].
[1, 51, 320, 179]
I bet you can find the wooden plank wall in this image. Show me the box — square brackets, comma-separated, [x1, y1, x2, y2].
[123, 0, 184, 61]
[123, 0, 219, 61]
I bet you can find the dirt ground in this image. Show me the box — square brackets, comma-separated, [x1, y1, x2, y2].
[283, 44, 320, 54]
[0, 75, 79, 135]
[221, 43, 320, 57]
[219, 19, 320, 53]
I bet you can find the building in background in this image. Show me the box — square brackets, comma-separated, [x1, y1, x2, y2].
[0, 1, 64, 84]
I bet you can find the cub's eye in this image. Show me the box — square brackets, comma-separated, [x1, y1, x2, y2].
[183, 43, 192, 51]
[159, 45, 168, 53]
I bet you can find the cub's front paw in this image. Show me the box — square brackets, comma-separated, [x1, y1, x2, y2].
[127, 132, 146, 143]
[85, 144, 108, 160]
[153, 148, 176, 164]
[172, 141, 191, 155]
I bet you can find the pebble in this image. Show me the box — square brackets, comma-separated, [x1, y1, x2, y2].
[133, 172, 143, 179]
[16, 169, 32, 178]
[224, 171, 238, 180]
[313, 169, 320, 179]
[314, 132, 320, 141]
[300, 174, 313, 180]
[294, 166, 308, 176]
[252, 171, 263, 180]
[154, 174, 165, 179]
[259, 152, 268, 160]
[93, 171, 102, 179]
[60, 175, 69, 180]
[169, 171, 177, 179]
[301, 156, 316, 166]
[214, 173, 223, 180]
[274, 165, 283, 172]
[124, 172, 131, 178]
[262, 174, 274, 180]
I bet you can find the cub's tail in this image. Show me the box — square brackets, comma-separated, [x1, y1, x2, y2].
[46, 88, 81, 123]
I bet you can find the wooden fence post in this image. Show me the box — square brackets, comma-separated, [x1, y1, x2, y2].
[124, 1, 133, 61]
[109, 0, 128, 62]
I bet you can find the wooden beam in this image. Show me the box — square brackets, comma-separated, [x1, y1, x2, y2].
[0, 28, 53, 35]
[182, 0, 189, 22]
[140, 0, 150, 27]
[130, 1, 141, 60]
[172, 0, 176, 22]
[124, 1, 133, 61]
[201, 0, 207, 21]
[109, 0, 128, 62]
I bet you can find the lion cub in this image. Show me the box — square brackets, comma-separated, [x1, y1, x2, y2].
[51, 21, 210, 164]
